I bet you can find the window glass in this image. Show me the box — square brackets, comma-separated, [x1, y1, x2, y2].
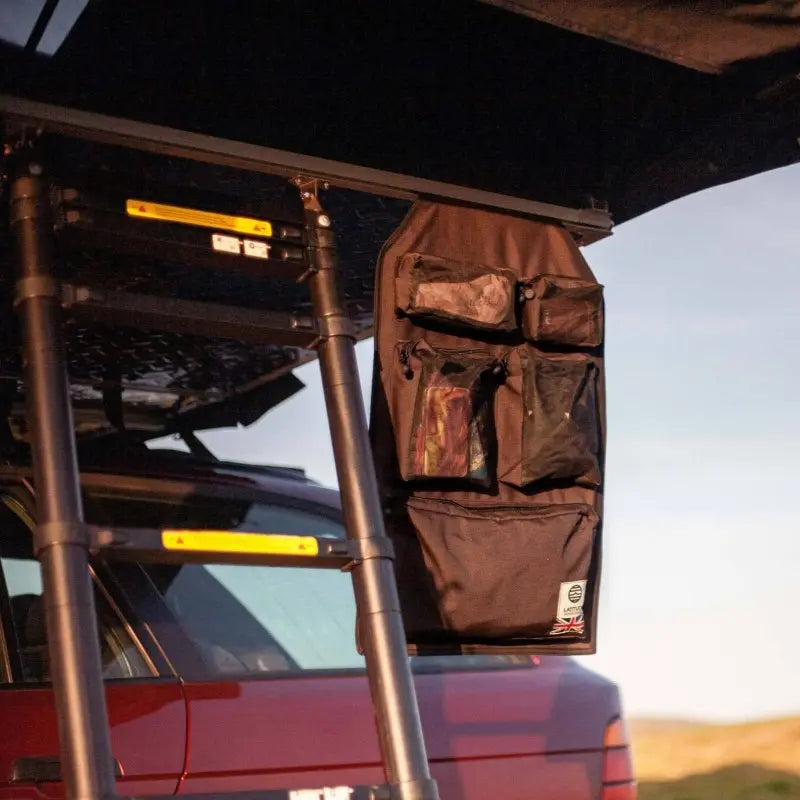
[0, 507, 151, 683]
[135, 503, 363, 672]
[147, 562, 363, 673]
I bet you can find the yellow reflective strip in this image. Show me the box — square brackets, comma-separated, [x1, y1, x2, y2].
[126, 199, 273, 237]
[161, 530, 319, 557]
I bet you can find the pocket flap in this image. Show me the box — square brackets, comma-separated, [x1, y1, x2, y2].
[396, 253, 517, 331]
[521, 275, 604, 347]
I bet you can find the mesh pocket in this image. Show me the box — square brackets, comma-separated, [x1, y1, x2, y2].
[407, 497, 598, 639]
[521, 352, 601, 487]
[396, 253, 517, 331]
[405, 346, 503, 486]
[521, 275, 604, 347]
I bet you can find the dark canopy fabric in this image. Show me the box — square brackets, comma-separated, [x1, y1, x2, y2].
[2, 1, 800, 224]
[482, 0, 800, 73]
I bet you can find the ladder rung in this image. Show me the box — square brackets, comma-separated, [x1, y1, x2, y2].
[61, 284, 319, 347]
[88, 526, 386, 569]
[56, 186, 311, 281]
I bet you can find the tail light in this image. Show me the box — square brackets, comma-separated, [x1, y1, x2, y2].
[601, 717, 637, 800]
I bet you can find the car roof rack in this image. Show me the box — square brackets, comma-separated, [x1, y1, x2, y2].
[0, 95, 611, 446]
[1, 94, 612, 800]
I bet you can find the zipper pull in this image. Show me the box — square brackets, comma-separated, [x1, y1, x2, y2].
[493, 355, 510, 381]
[399, 343, 414, 379]
[520, 282, 535, 303]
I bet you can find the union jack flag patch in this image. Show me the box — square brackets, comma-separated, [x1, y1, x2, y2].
[549, 615, 585, 636]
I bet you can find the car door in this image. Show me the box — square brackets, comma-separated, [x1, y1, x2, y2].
[0, 493, 187, 800]
[96, 496, 387, 794]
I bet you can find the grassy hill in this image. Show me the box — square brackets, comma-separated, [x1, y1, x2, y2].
[633, 717, 800, 800]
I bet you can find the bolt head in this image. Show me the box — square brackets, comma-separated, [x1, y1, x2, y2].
[28, 163, 43, 176]
[318, 214, 331, 228]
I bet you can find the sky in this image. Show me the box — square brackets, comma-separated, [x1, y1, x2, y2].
[0, 0, 88, 55]
[195, 162, 800, 723]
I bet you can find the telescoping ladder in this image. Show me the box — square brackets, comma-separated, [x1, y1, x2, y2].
[1, 94, 612, 800]
[4, 130, 438, 800]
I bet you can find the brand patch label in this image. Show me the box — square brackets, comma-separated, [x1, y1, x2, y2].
[557, 580, 587, 620]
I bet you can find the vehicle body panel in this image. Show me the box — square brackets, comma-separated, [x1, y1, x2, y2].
[181, 656, 617, 797]
[0, 461, 628, 799]
[0, 681, 186, 798]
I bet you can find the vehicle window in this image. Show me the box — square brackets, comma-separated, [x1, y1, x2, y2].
[144, 563, 363, 673]
[144, 503, 362, 673]
[0, 505, 151, 683]
[83, 490, 537, 677]
[143, 560, 534, 676]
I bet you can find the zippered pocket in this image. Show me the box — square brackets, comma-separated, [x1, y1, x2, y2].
[396, 253, 517, 331]
[406, 497, 598, 639]
[401, 343, 505, 486]
[520, 275, 604, 347]
[495, 348, 602, 489]
[520, 351, 601, 487]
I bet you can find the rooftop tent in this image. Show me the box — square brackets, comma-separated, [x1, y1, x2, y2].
[0, 0, 798, 225]
[1, 0, 799, 439]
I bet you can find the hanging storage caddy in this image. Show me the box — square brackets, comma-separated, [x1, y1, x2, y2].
[371, 201, 606, 653]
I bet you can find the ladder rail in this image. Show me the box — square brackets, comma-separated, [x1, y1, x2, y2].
[303, 197, 438, 800]
[11, 159, 118, 800]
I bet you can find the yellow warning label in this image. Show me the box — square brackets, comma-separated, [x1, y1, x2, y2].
[126, 199, 273, 238]
[162, 530, 319, 557]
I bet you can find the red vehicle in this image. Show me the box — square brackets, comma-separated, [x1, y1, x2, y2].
[0, 451, 635, 800]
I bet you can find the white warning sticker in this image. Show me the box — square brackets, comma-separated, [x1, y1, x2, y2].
[557, 580, 587, 620]
[211, 233, 241, 254]
[289, 788, 353, 800]
[243, 238, 270, 259]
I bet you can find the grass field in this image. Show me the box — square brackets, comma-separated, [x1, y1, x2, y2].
[633, 717, 800, 799]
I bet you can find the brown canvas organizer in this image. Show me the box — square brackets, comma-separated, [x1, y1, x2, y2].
[370, 201, 606, 654]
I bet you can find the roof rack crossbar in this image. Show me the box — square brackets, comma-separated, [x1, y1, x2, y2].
[1, 94, 612, 240]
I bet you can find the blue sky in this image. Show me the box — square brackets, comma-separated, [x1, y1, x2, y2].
[198, 162, 800, 723]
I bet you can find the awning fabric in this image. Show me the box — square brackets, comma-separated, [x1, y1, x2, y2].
[481, 0, 800, 73]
